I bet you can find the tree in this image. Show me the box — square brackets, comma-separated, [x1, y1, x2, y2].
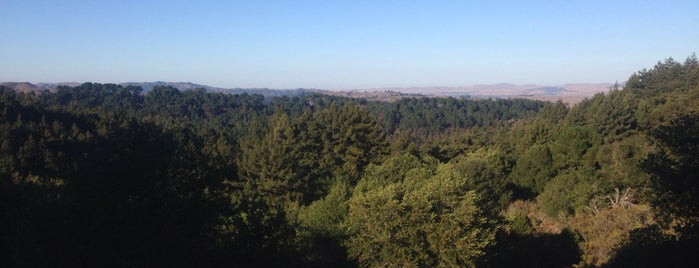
[238, 111, 303, 202]
[321, 103, 389, 180]
[510, 144, 555, 195]
[344, 154, 497, 267]
[295, 179, 354, 266]
[538, 170, 595, 217]
[643, 113, 699, 229]
[451, 148, 514, 212]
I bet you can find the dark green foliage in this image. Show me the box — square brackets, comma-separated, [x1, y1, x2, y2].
[538, 170, 595, 217]
[296, 179, 354, 266]
[370, 96, 545, 137]
[510, 144, 555, 195]
[215, 187, 302, 266]
[643, 112, 699, 229]
[451, 148, 515, 212]
[44, 82, 144, 114]
[318, 103, 389, 180]
[550, 125, 600, 170]
[238, 103, 389, 204]
[594, 134, 653, 196]
[0, 99, 224, 266]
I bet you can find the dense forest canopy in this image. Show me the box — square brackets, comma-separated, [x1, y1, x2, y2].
[1, 55, 697, 267]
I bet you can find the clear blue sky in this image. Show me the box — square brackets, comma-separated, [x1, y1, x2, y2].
[1, 0, 697, 89]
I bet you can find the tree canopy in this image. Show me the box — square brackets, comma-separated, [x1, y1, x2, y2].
[1, 54, 698, 267]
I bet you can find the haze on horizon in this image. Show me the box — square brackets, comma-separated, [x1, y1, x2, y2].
[1, 1, 697, 90]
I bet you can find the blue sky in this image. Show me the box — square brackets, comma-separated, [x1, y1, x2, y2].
[1, 1, 697, 89]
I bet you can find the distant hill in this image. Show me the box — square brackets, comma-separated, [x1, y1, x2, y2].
[119, 81, 327, 97]
[116, 82, 423, 101]
[121, 81, 217, 92]
[2, 81, 323, 98]
[352, 83, 614, 97]
[0, 82, 44, 94]
[2, 81, 616, 104]
[347, 83, 616, 104]
[321, 90, 423, 102]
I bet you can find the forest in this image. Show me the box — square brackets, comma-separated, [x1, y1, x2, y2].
[1, 55, 697, 267]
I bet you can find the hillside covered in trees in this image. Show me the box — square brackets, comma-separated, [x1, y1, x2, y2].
[1, 55, 698, 267]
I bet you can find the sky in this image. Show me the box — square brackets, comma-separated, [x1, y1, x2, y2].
[1, 1, 698, 89]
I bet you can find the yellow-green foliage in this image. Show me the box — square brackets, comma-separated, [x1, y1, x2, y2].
[570, 204, 654, 266]
[344, 154, 497, 267]
[537, 170, 595, 217]
[297, 179, 351, 238]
